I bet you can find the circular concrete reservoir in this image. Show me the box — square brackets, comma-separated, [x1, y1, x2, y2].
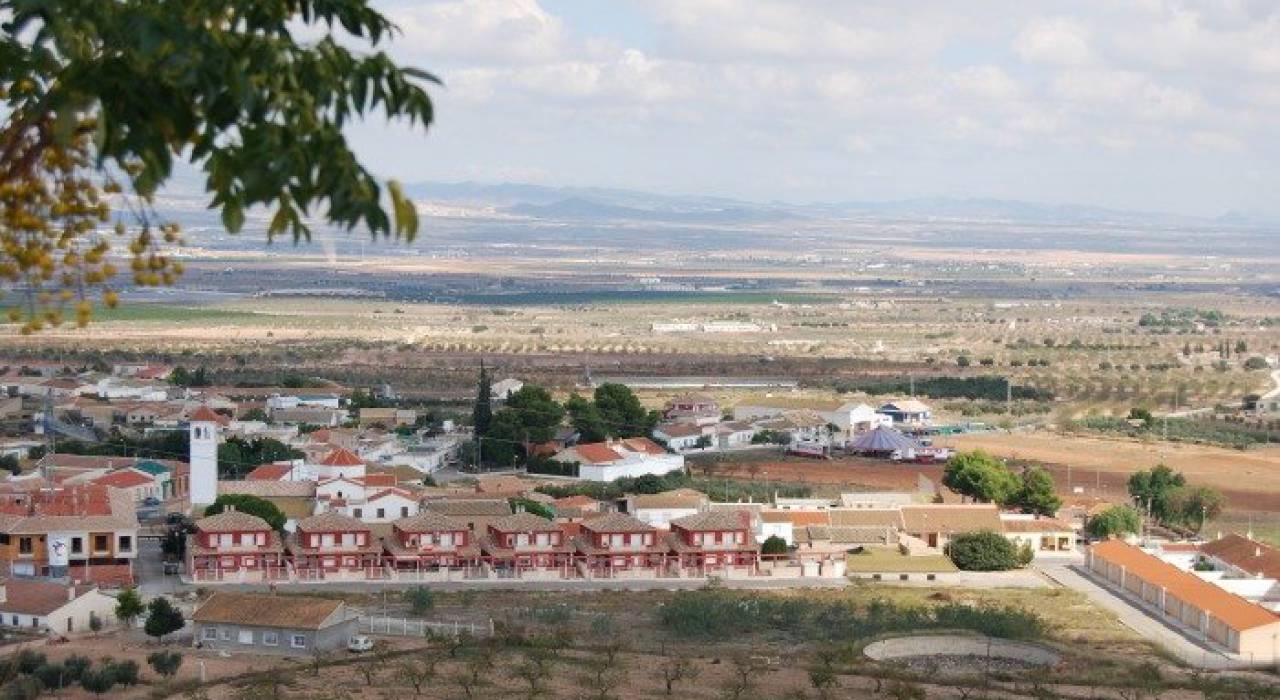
[863, 635, 1061, 673]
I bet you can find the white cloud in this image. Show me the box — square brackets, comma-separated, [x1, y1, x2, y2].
[1014, 17, 1093, 66]
[356, 0, 1280, 216]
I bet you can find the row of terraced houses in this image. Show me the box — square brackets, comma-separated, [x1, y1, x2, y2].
[186, 505, 758, 584]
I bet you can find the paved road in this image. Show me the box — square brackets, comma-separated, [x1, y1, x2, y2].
[1034, 559, 1247, 669]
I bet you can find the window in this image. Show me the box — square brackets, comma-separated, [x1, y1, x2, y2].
[262, 631, 278, 646]
[400, 507, 409, 518]
[238, 630, 253, 645]
[9, 615, 16, 626]
[119, 536, 133, 552]
[376, 508, 385, 519]
[202, 627, 217, 640]
[18, 537, 32, 554]
[31, 618, 38, 628]
[93, 535, 109, 552]
[291, 634, 307, 649]
[71, 537, 83, 554]
[220, 629, 233, 641]
[352, 508, 362, 519]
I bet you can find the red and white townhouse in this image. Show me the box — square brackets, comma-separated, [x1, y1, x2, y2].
[572, 513, 668, 576]
[381, 512, 480, 573]
[187, 509, 286, 583]
[286, 512, 383, 581]
[478, 513, 572, 576]
[668, 511, 759, 573]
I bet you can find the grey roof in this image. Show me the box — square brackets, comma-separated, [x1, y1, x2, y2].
[848, 426, 922, 452]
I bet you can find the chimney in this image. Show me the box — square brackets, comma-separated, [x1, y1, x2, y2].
[226, 504, 236, 513]
[67, 585, 76, 602]
[1256, 547, 1262, 558]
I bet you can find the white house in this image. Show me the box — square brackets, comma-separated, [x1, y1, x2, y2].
[829, 403, 893, 441]
[877, 399, 933, 425]
[652, 422, 709, 451]
[0, 580, 119, 634]
[552, 438, 684, 482]
[491, 378, 524, 401]
[628, 489, 706, 528]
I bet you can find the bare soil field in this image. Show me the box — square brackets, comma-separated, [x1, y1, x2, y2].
[943, 431, 1280, 511]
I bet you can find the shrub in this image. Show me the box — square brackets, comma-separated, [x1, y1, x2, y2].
[147, 650, 183, 679]
[946, 531, 1022, 571]
[761, 535, 788, 556]
[405, 587, 435, 615]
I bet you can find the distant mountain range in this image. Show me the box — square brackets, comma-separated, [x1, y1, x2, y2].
[404, 180, 1277, 228]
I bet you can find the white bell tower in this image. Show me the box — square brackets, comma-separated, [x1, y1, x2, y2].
[188, 406, 220, 508]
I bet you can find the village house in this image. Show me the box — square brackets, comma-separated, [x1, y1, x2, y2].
[357, 407, 417, 427]
[627, 489, 707, 528]
[1087, 539, 1280, 661]
[381, 512, 479, 573]
[714, 421, 757, 449]
[310, 447, 366, 480]
[286, 512, 383, 581]
[1195, 534, 1280, 610]
[192, 592, 359, 657]
[573, 513, 667, 577]
[187, 509, 287, 583]
[552, 438, 684, 481]
[668, 511, 758, 573]
[999, 514, 1078, 556]
[662, 394, 721, 426]
[652, 422, 709, 452]
[91, 468, 161, 504]
[0, 579, 119, 634]
[877, 399, 933, 425]
[899, 504, 1002, 551]
[0, 484, 139, 586]
[490, 378, 524, 401]
[478, 513, 573, 577]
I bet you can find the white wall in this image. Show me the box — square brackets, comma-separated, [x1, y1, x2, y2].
[579, 455, 685, 482]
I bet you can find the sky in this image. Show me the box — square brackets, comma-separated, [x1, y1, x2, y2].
[340, 0, 1280, 218]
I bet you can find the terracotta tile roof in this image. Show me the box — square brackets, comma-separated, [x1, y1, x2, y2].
[424, 499, 512, 517]
[572, 443, 623, 464]
[0, 485, 137, 534]
[192, 592, 346, 630]
[246, 463, 293, 481]
[900, 505, 1001, 535]
[0, 580, 96, 616]
[1090, 539, 1280, 632]
[394, 512, 467, 533]
[195, 510, 273, 533]
[554, 495, 599, 509]
[829, 509, 904, 528]
[620, 437, 667, 455]
[219, 480, 316, 498]
[319, 448, 364, 467]
[654, 423, 705, 438]
[490, 513, 561, 533]
[760, 510, 831, 526]
[297, 511, 368, 533]
[358, 473, 397, 488]
[631, 489, 706, 510]
[1200, 534, 1280, 580]
[671, 510, 752, 531]
[93, 469, 153, 489]
[1000, 516, 1076, 533]
[580, 513, 653, 534]
[189, 405, 226, 423]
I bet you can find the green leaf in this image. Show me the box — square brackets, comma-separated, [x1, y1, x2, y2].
[221, 202, 245, 234]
